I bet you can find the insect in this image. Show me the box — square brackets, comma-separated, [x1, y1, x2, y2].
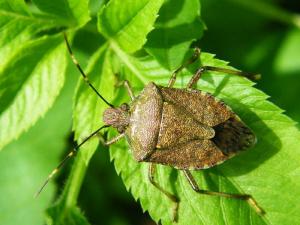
[36, 33, 265, 222]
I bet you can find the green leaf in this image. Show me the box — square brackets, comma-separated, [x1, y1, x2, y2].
[98, 0, 164, 53]
[273, 28, 300, 76]
[145, 0, 204, 70]
[0, 67, 74, 225]
[32, 0, 90, 27]
[73, 45, 115, 164]
[108, 51, 300, 225]
[0, 0, 29, 14]
[2, 1, 297, 224]
[46, 46, 116, 224]
[0, 35, 66, 150]
[0, 0, 57, 70]
[47, 204, 91, 225]
[244, 29, 300, 128]
[0, 1, 70, 150]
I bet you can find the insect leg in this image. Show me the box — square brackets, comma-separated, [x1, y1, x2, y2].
[148, 163, 179, 222]
[187, 66, 260, 89]
[168, 48, 201, 88]
[97, 132, 125, 146]
[183, 170, 265, 215]
[124, 80, 135, 100]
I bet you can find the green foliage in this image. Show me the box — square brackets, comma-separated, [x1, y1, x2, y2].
[0, 0, 300, 225]
[98, 0, 164, 53]
[32, 0, 90, 27]
[145, 0, 204, 70]
[273, 29, 300, 75]
[47, 202, 90, 225]
[109, 53, 300, 225]
[73, 45, 115, 164]
[0, 35, 66, 150]
[0, 0, 90, 150]
[0, 63, 75, 225]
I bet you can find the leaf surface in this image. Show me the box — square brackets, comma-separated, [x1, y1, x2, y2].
[32, 0, 90, 27]
[47, 204, 91, 225]
[46, 46, 116, 225]
[273, 28, 300, 75]
[108, 51, 300, 225]
[0, 0, 56, 70]
[1, 0, 298, 224]
[0, 35, 66, 150]
[145, 0, 204, 70]
[72, 45, 115, 164]
[0, 68, 74, 225]
[98, 0, 164, 53]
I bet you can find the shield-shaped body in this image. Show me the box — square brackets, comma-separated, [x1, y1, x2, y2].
[125, 82, 256, 170]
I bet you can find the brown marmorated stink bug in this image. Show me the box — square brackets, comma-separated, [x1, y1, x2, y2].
[36, 33, 265, 222]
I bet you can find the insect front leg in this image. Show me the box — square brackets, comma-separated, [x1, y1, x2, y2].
[187, 66, 260, 89]
[115, 80, 135, 100]
[148, 163, 179, 222]
[124, 80, 135, 100]
[168, 48, 200, 88]
[183, 170, 265, 215]
[98, 133, 126, 146]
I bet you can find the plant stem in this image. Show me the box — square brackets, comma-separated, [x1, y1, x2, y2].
[64, 152, 88, 208]
[228, 0, 300, 29]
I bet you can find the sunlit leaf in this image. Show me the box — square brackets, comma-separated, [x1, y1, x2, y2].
[0, 35, 66, 150]
[273, 28, 300, 75]
[32, 0, 90, 27]
[0, 0, 57, 69]
[145, 0, 204, 70]
[72, 45, 115, 164]
[0, 70, 74, 225]
[1, 0, 299, 224]
[98, 0, 164, 53]
[46, 46, 116, 224]
[109, 51, 300, 225]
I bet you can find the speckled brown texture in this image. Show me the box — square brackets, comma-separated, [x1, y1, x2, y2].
[124, 82, 256, 169]
[103, 107, 129, 132]
[146, 139, 228, 169]
[157, 102, 215, 149]
[126, 83, 163, 161]
[159, 87, 232, 126]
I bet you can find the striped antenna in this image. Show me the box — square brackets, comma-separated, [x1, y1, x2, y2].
[63, 32, 114, 108]
[35, 125, 108, 198]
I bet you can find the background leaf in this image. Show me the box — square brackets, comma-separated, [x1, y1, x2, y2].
[0, 0, 29, 13]
[98, 0, 164, 53]
[273, 28, 300, 76]
[47, 203, 91, 225]
[45, 44, 116, 224]
[32, 0, 90, 27]
[0, 67, 74, 225]
[145, 0, 204, 70]
[0, 0, 57, 69]
[73, 45, 115, 164]
[0, 35, 67, 150]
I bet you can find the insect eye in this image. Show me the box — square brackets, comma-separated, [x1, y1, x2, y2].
[120, 103, 129, 111]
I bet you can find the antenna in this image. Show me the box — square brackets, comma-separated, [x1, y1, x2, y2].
[63, 32, 114, 108]
[35, 125, 109, 198]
